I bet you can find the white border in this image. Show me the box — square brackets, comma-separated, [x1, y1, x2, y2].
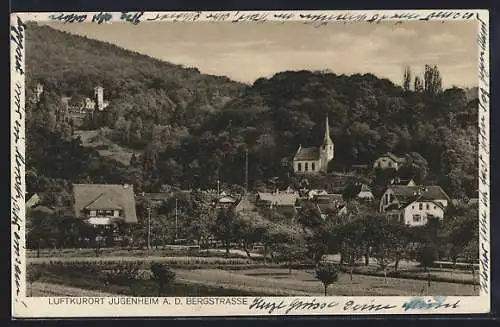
[11, 10, 490, 318]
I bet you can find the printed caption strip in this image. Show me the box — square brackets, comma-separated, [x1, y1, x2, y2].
[11, 10, 490, 317]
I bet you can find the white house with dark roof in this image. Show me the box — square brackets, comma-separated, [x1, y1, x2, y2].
[73, 184, 138, 226]
[293, 115, 334, 174]
[373, 152, 406, 171]
[379, 185, 450, 227]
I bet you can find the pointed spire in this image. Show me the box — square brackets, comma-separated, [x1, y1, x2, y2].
[323, 114, 333, 145]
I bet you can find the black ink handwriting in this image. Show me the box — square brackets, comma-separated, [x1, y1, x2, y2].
[11, 16, 26, 75]
[120, 12, 144, 25]
[48, 13, 87, 23]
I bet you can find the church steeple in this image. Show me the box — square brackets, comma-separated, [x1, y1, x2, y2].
[323, 114, 333, 145]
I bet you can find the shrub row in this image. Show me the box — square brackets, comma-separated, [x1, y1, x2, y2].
[30, 256, 255, 266]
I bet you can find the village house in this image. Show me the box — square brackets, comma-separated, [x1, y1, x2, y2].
[379, 185, 450, 227]
[356, 184, 375, 201]
[256, 189, 300, 218]
[293, 115, 334, 174]
[389, 177, 416, 186]
[214, 191, 239, 209]
[373, 152, 406, 171]
[73, 184, 138, 226]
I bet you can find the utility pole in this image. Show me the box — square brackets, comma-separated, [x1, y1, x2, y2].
[217, 179, 220, 196]
[244, 148, 249, 197]
[175, 198, 178, 241]
[147, 207, 151, 250]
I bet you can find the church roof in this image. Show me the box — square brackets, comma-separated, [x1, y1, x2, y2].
[294, 146, 320, 161]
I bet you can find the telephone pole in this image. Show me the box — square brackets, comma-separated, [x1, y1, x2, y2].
[175, 198, 178, 240]
[147, 207, 151, 250]
[244, 148, 249, 197]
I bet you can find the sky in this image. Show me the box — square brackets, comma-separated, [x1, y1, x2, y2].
[45, 20, 478, 88]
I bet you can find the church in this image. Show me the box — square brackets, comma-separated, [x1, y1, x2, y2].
[293, 116, 334, 174]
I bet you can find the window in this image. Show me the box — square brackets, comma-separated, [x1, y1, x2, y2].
[419, 203, 423, 210]
[413, 214, 421, 222]
[389, 194, 394, 203]
[411, 205, 414, 209]
[305, 162, 309, 171]
[298, 163, 302, 171]
[434, 205, 437, 209]
[96, 210, 113, 217]
[388, 161, 392, 167]
[426, 204, 430, 210]
[311, 162, 316, 171]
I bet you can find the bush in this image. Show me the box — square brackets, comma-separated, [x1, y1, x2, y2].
[150, 262, 176, 296]
[103, 262, 142, 285]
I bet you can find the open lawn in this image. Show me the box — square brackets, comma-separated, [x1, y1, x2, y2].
[74, 129, 137, 166]
[175, 268, 479, 296]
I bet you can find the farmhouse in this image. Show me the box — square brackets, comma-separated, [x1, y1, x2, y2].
[373, 152, 406, 171]
[379, 185, 450, 227]
[293, 115, 334, 174]
[256, 190, 300, 218]
[73, 183, 138, 226]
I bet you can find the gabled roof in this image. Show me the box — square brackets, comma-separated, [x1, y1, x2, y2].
[314, 193, 343, 203]
[388, 185, 450, 202]
[257, 192, 299, 206]
[73, 184, 138, 223]
[378, 152, 406, 163]
[294, 146, 320, 161]
[84, 193, 123, 210]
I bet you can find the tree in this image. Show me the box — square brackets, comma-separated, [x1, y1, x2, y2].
[417, 245, 438, 287]
[403, 65, 412, 92]
[414, 76, 424, 93]
[211, 208, 240, 254]
[424, 64, 442, 96]
[339, 220, 364, 281]
[315, 262, 339, 296]
[27, 208, 58, 257]
[150, 262, 176, 296]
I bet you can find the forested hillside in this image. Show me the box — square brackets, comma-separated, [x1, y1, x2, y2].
[25, 23, 479, 201]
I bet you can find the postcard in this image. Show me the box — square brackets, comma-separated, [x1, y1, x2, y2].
[11, 9, 490, 318]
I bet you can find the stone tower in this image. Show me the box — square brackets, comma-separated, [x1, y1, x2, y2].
[94, 85, 104, 111]
[35, 83, 44, 102]
[320, 114, 334, 171]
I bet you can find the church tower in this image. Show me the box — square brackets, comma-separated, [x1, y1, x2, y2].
[94, 85, 104, 111]
[320, 114, 334, 171]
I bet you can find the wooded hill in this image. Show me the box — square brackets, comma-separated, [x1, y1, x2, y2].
[25, 23, 479, 201]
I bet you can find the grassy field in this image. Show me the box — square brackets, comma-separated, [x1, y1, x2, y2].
[176, 268, 479, 296]
[74, 129, 137, 166]
[28, 263, 479, 297]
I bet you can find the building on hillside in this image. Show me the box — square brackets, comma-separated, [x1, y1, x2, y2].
[314, 193, 345, 219]
[379, 185, 450, 227]
[214, 191, 239, 209]
[389, 177, 416, 186]
[293, 115, 334, 174]
[73, 184, 138, 226]
[256, 190, 300, 218]
[61, 85, 110, 115]
[373, 152, 406, 171]
[307, 189, 328, 199]
[357, 184, 375, 201]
